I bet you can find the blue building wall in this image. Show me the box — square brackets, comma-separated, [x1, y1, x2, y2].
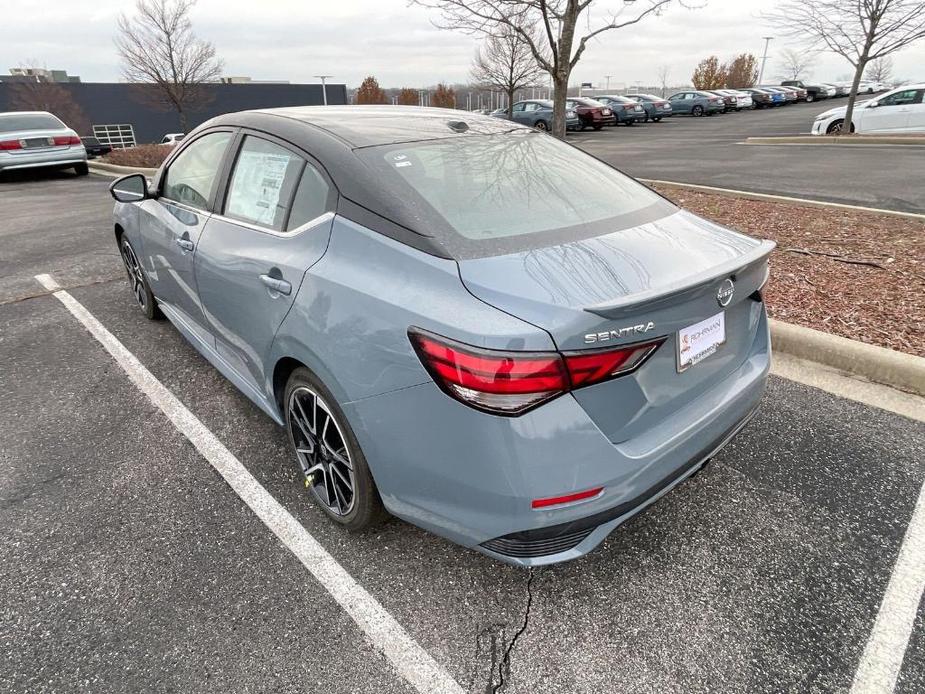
[0, 82, 347, 144]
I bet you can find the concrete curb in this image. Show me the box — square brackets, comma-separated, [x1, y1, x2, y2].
[89, 161, 158, 177]
[770, 318, 925, 397]
[746, 135, 925, 146]
[640, 178, 925, 221]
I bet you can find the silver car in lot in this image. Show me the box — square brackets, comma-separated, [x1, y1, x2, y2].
[0, 111, 88, 176]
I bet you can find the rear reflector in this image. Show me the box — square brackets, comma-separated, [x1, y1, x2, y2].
[409, 328, 664, 416]
[0, 139, 23, 150]
[532, 487, 604, 509]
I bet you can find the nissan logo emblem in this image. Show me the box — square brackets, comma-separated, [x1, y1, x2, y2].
[717, 279, 735, 307]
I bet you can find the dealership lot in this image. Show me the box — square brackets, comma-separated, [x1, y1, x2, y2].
[575, 101, 925, 214]
[2, 172, 925, 693]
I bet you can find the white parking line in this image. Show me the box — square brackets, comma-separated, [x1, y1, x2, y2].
[33, 273, 465, 694]
[851, 485, 925, 694]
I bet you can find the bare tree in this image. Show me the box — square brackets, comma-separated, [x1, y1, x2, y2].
[769, 0, 925, 136]
[116, 0, 223, 132]
[865, 55, 894, 82]
[471, 26, 544, 118]
[776, 47, 814, 81]
[415, 0, 702, 138]
[7, 80, 91, 134]
[656, 64, 671, 97]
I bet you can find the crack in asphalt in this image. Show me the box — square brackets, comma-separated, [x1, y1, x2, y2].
[491, 568, 535, 693]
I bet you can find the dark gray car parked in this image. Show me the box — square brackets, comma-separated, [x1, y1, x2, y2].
[498, 100, 581, 131]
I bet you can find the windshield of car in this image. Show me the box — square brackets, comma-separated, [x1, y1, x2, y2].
[0, 113, 65, 132]
[359, 130, 674, 257]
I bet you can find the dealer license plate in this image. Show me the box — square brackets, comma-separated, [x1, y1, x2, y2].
[677, 312, 726, 372]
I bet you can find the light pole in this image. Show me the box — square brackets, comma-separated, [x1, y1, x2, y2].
[757, 37, 773, 85]
[314, 75, 332, 105]
[605, 75, 612, 91]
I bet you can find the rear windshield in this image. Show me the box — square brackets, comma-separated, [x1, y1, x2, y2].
[0, 113, 65, 133]
[358, 130, 674, 257]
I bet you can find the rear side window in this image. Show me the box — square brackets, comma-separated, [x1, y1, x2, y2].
[224, 136, 303, 231]
[0, 113, 65, 132]
[286, 164, 331, 230]
[162, 131, 232, 210]
[359, 130, 670, 250]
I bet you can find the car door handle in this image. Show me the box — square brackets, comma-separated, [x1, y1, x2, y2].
[259, 274, 291, 296]
[176, 238, 195, 251]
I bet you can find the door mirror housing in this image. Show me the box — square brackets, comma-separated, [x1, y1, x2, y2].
[867, 100, 879, 108]
[110, 173, 150, 203]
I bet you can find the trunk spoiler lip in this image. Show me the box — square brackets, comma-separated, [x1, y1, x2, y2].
[583, 239, 776, 318]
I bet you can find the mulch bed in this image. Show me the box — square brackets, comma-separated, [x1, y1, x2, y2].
[652, 185, 925, 357]
[103, 144, 171, 169]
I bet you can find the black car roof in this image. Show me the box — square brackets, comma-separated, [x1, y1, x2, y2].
[241, 105, 517, 148]
[199, 106, 530, 258]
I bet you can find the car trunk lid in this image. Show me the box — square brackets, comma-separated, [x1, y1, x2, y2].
[456, 209, 774, 442]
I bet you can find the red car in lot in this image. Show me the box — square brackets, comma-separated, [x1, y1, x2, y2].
[565, 97, 617, 130]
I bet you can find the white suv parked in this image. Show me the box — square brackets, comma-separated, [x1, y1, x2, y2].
[811, 83, 925, 134]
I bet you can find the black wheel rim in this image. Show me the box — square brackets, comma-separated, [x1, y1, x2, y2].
[120, 239, 147, 310]
[288, 386, 356, 516]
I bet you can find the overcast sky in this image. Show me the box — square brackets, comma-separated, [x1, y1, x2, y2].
[4, 0, 924, 89]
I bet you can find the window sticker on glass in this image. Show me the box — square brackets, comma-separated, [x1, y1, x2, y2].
[227, 150, 292, 226]
[391, 153, 412, 168]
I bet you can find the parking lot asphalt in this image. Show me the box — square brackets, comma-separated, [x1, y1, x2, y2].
[573, 100, 925, 214]
[2, 170, 925, 694]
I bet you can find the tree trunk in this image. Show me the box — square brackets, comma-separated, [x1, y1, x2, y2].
[841, 59, 868, 137]
[507, 87, 515, 119]
[178, 107, 188, 133]
[551, 72, 569, 139]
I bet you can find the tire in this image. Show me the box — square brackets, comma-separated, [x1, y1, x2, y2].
[826, 119, 854, 134]
[593, 124, 603, 130]
[74, 162, 89, 176]
[806, 93, 816, 102]
[692, 105, 704, 117]
[653, 116, 662, 122]
[119, 236, 162, 320]
[285, 367, 386, 531]
[534, 120, 549, 131]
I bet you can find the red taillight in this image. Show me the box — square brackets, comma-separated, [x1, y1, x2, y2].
[409, 329, 663, 415]
[53, 135, 81, 146]
[563, 340, 662, 388]
[532, 487, 604, 509]
[0, 139, 23, 150]
[410, 330, 569, 414]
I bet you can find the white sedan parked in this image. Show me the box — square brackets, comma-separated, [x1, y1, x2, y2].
[811, 83, 925, 134]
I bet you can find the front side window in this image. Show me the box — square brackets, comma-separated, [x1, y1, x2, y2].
[879, 89, 920, 107]
[512, 102, 526, 112]
[161, 131, 232, 210]
[224, 136, 304, 231]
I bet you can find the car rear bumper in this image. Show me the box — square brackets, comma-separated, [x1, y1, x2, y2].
[345, 306, 771, 566]
[0, 146, 87, 171]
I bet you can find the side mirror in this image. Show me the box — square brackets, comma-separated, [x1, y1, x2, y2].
[110, 173, 149, 203]
[867, 100, 879, 108]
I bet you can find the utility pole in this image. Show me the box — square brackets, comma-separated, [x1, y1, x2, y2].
[757, 37, 773, 85]
[605, 75, 612, 91]
[313, 75, 332, 105]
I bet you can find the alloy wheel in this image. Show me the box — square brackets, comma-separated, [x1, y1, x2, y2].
[288, 386, 356, 516]
[534, 120, 549, 131]
[827, 120, 844, 134]
[120, 239, 147, 311]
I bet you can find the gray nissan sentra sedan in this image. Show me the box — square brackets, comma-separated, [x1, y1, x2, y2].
[109, 106, 773, 565]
